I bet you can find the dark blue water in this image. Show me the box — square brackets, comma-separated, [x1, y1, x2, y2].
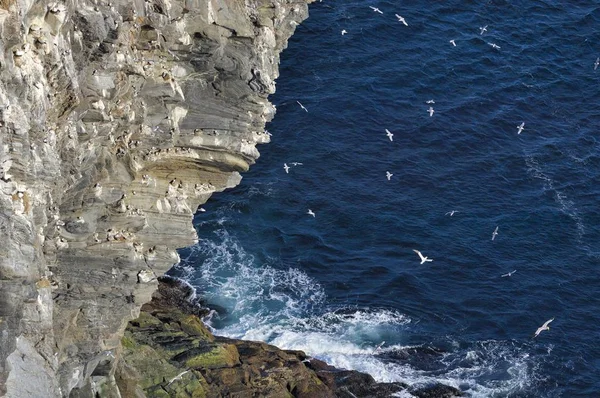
[170, 1, 600, 396]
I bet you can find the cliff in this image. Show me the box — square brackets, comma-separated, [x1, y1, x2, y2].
[0, 0, 312, 396]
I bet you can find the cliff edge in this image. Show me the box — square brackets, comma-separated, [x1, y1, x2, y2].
[0, 0, 311, 396]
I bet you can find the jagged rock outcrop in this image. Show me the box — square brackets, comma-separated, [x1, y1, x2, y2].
[0, 0, 312, 396]
[120, 277, 463, 398]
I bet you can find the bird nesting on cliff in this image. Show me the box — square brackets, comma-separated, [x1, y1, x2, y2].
[48, 3, 66, 14]
[141, 174, 152, 187]
[93, 183, 102, 197]
[115, 196, 127, 213]
[55, 237, 68, 249]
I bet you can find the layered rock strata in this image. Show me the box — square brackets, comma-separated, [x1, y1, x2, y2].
[0, 0, 311, 396]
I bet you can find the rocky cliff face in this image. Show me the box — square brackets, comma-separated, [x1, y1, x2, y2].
[0, 0, 311, 396]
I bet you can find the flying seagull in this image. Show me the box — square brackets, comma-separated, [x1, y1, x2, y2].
[427, 107, 435, 117]
[445, 210, 459, 216]
[284, 163, 290, 173]
[501, 270, 517, 277]
[369, 6, 383, 14]
[386, 171, 393, 180]
[487, 42, 501, 49]
[491, 226, 499, 241]
[413, 249, 433, 264]
[517, 122, 525, 134]
[341, 29, 347, 35]
[426, 99, 435, 104]
[290, 162, 303, 166]
[595, 57, 599, 70]
[297, 101, 308, 112]
[449, 39, 456, 46]
[533, 318, 554, 338]
[385, 129, 394, 141]
[480, 25, 488, 35]
[373, 341, 386, 354]
[395, 14, 408, 26]
[307, 209, 316, 217]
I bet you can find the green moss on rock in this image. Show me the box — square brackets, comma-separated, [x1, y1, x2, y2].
[184, 344, 240, 369]
[180, 315, 214, 342]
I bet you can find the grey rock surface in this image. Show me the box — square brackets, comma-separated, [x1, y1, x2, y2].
[0, 0, 312, 396]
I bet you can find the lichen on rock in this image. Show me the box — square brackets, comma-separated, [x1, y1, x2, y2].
[120, 277, 463, 398]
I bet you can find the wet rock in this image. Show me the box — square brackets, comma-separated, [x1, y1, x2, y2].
[412, 383, 464, 397]
[118, 279, 462, 398]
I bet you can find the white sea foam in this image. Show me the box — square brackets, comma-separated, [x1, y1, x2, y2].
[247, 182, 275, 198]
[525, 155, 585, 238]
[175, 228, 542, 397]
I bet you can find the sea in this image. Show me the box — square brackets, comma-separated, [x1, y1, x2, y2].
[169, 1, 600, 396]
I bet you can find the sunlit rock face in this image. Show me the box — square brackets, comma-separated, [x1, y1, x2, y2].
[0, 0, 311, 395]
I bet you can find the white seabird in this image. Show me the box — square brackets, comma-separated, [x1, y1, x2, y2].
[385, 129, 394, 141]
[517, 122, 525, 135]
[284, 163, 290, 173]
[373, 341, 386, 354]
[449, 39, 456, 46]
[413, 249, 433, 264]
[487, 42, 501, 49]
[395, 14, 408, 26]
[386, 171, 393, 180]
[341, 29, 347, 35]
[501, 270, 517, 277]
[491, 226, 499, 241]
[427, 107, 435, 117]
[297, 101, 308, 112]
[533, 318, 554, 338]
[445, 210, 459, 216]
[290, 162, 303, 166]
[595, 57, 599, 70]
[480, 25, 488, 35]
[369, 6, 383, 14]
[426, 99, 435, 104]
[307, 209, 316, 217]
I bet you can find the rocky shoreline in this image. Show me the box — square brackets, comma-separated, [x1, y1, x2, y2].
[0, 0, 462, 396]
[121, 277, 463, 398]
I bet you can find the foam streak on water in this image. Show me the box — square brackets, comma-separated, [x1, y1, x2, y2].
[171, 1, 600, 396]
